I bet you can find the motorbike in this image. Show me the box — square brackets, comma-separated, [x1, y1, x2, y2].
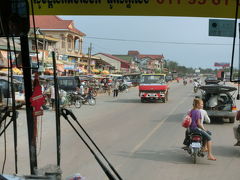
[61, 91, 82, 108]
[80, 90, 96, 106]
[193, 86, 198, 93]
[184, 132, 204, 164]
[88, 87, 98, 97]
[119, 84, 128, 92]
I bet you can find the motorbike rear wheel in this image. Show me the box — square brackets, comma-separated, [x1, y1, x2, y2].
[88, 98, 96, 106]
[193, 149, 197, 164]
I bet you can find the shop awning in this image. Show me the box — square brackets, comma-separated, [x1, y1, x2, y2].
[1, 68, 22, 74]
[92, 69, 99, 73]
[13, 68, 22, 74]
[101, 70, 110, 74]
[44, 69, 53, 75]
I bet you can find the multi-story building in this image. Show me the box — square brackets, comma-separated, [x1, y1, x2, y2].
[30, 15, 86, 75]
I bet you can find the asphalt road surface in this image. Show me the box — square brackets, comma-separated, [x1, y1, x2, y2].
[0, 81, 240, 180]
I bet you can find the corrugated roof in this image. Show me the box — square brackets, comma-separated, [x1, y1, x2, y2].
[113, 55, 134, 62]
[97, 53, 130, 65]
[30, 15, 86, 36]
[138, 54, 164, 60]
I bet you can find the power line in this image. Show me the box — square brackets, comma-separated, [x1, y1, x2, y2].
[86, 36, 238, 46]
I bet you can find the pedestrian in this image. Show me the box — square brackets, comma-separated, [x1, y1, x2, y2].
[233, 111, 240, 146]
[48, 85, 55, 110]
[113, 80, 120, 98]
[79, 82, 85, 96]
[41, 82, 49, 110]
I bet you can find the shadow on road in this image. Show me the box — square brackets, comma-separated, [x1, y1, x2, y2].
[115, 148, 203, 164]
[104, 98, 170, 104]
[104, 99, 141, 104]
[213, 145, 240, 158]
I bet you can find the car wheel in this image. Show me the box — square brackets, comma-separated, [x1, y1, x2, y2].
[229, 117, 235, 123]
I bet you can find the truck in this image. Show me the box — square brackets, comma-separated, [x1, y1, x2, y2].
[138, 74, 169, 103]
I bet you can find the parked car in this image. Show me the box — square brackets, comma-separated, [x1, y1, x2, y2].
[0, 76, 25, 108]
[205, 76, 220, 85]
[199, 84, 237, 123]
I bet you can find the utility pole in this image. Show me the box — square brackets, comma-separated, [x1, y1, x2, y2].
[88, 43, 92, 74]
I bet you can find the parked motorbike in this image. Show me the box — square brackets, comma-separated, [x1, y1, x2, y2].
[61, 91, 82, 108]
[88, 87, 98, 97]
[119, 84, 128, 92]
[184, 132, 204, 164]
[80, 90, 96, 106]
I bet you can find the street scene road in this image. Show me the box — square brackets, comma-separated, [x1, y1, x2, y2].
[0, 80, 240, 180]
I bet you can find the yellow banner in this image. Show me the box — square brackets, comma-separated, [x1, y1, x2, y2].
[29, 0, 239, 18]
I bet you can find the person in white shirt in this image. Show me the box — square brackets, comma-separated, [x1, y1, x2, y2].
[199, 101, 212, 152]
[79, 82, 85, 96]
[113, 80, 120, 97]
[200, 109, 211, 124]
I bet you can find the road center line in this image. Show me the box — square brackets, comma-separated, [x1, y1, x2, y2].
[130, 96, 188, 154]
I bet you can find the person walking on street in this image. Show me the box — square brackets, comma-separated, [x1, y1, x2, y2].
[113, 80, 120, 98]
[45, 85, 55, 110]
[233, 111, 240, 146]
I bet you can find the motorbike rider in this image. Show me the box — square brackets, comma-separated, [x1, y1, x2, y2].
[193, 79, 199, 87]
[183, 98, 211, 150]
[186, 98, 216, 161]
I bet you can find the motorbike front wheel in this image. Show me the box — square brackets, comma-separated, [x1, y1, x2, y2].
[75, 100, 82, 108]
[88, 98, 96, 106]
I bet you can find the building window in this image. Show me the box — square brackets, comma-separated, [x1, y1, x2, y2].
[67, 35, 73, 51]
[74, 38, 80, 52]
[32, 40, 36, 51]
[61, 36, 65, 49]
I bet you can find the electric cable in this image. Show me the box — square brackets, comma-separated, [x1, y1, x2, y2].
[1, 36, 11, 174]
[86, 36, 238, 46]
[24, 0, 39, 70]
[1, 114, 7, 174]
[37, 116, 43, 156]
[61, 109, 117, 180]
[61, 108, 122, 180]
[229, 0, 240, 100]
[10, 37, 19, 174]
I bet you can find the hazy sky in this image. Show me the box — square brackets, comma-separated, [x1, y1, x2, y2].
[60, 16, 239, 69]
